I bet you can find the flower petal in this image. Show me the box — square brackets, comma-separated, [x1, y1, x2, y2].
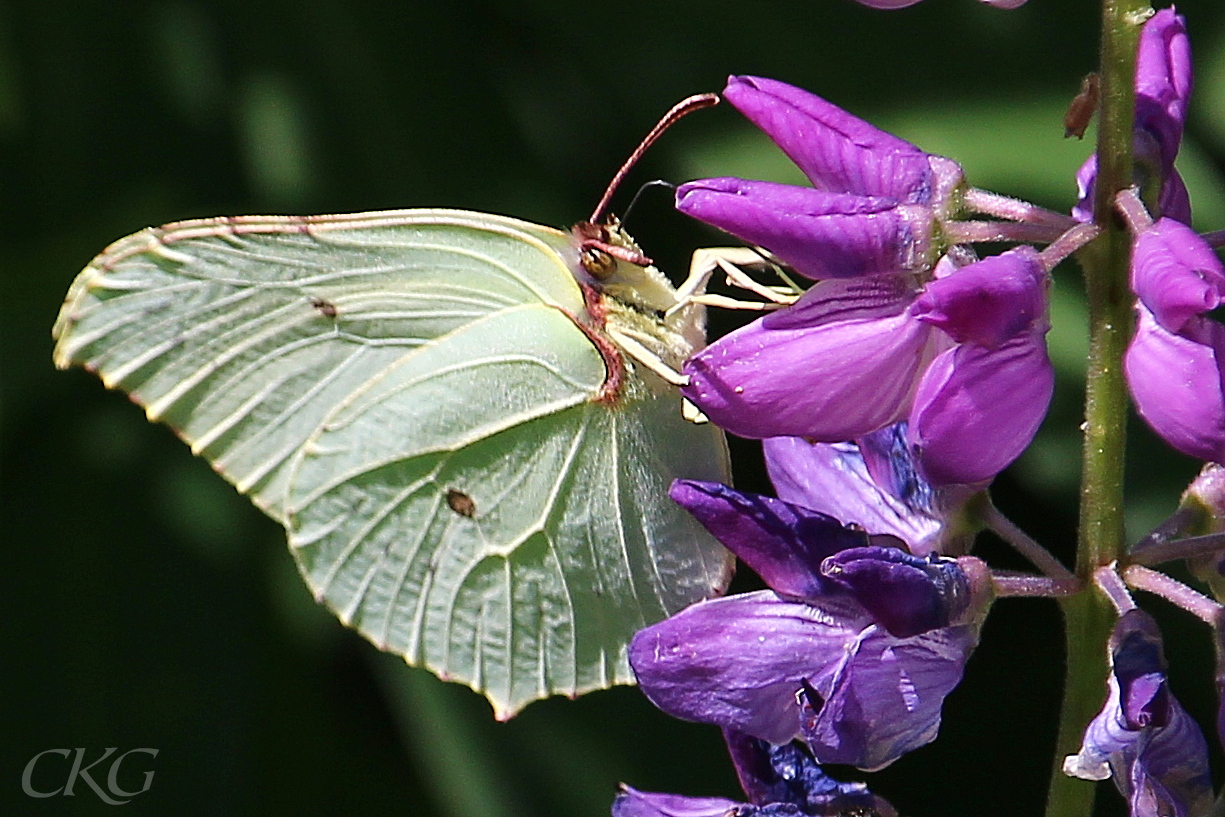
[1063, 610, 1213, 817]
[629, 591, 871, 745]
[723, 730, 898, 817]
[669, 480, 869, 601]
[763, 435, 945, 556]
[1131, 219, 1225, 333]
[798, 622, 979, 770]
[1074, 155, 1192, 225]
[1159, 167, 1193, 225]
[1125, 306, 1225, 463]
[851, 0, 924, 8]
[722, 76, 963, 205]
[611, 786, 745, 817]
[1135, 8, 1192, 168]
[682, 294, 939, 441]
[907, 334, 1055, 485]
[820, 547, 974, 637]
[763, 274, 919, 331]
[910, 247, 1047, 348]
[675, 178, 932, 281]
[1071, 11, 1192, 225]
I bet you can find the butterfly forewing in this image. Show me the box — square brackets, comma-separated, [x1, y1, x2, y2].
[53, 209, 585, 522]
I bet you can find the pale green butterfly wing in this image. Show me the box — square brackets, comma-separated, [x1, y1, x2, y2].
[52, 210, 590, 522]
[53, 208, 733, 717]
[289, 303, 731, 716]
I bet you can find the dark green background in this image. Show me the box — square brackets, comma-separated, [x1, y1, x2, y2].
[5, 1, 1225, 814]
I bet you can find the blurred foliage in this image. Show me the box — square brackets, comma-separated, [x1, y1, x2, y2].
[3, 1, 1225, 815]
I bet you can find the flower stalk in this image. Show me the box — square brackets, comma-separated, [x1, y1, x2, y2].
[1045, 3, 1147, 816]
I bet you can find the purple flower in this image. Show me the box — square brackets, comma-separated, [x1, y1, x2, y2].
[676, 76, 962, 281]
[628, 479, 991, 770]
[851, 1, 1029, 14]
[1063, 609, 1212, 817]
[1124, 219, 1225, 463]
[1074, 9, 1192, 223]
[682, 247, 1054, 486]
[675, 180, 934, 281]
[764, 426, 968, 557]
[611, 731, 897, 817]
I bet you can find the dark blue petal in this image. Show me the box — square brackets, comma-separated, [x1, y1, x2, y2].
[764, 431, 949, 557]
[723, 731, 898, 816]
[1063, 610, 1213, 817]
[820, 547, 973, 637]
[670, 480, 870, 600]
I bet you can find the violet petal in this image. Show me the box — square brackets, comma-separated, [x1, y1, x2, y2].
[675, 178, 932, 281]
[1072, 11, 1192, 225]
[669, 480, 869, 602]
[1135, 8, 1192, 168]
[763, 274, 919, 331]
[910, 247, 1047, 348]
[907, 334, 1055, 486]
[629, 591, 871, 745]
[763, 435, 944, 556]
[722, 75, 962, 205]
[851, 0, 924, 8]
[798, 622, 979, 771]
[682, 301, 938, 441]
[1158, 169, 1193, 225]
[1075, 156, 1192, 225]
[1063, 610, 1213, 817]
[1125, 306, 1225, 463]
[820, 547, 971, 637]
[611, 786, 745, 817]
[1131, 219, 1225, 333]
[1071, 154, 1098, 224]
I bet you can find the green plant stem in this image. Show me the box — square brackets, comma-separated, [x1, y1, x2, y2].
[1044, 2, 1148, 816]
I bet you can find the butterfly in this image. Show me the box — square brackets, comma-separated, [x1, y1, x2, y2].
[51, 96, 738, 718]
[52, 203, 735, 718]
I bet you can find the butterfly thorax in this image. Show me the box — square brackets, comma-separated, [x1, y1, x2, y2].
[569, 218, 706, 398]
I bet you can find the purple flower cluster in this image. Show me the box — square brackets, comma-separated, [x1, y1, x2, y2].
[615, 8, 1225, 816]
[617, 431, 992, 811]
[1107, 10, 1225, 465]
[677, 75, 1056, 488]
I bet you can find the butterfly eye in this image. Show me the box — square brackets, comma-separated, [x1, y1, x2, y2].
[581, 245, 618, 279]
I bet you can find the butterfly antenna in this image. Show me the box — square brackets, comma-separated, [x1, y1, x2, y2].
[588, 93, 719, 225]
[622, 180, 676, 225]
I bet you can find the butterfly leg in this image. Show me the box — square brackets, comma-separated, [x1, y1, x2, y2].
[667, 247, 800, 318]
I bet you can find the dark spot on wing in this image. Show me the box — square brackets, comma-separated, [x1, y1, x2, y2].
[446, 489, 476, 518]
